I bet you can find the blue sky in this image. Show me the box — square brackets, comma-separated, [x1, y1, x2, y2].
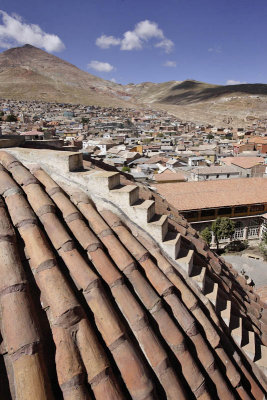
[0, 0, 266, 85]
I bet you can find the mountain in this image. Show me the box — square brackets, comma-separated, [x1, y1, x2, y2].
[124, 79, 267, 126]
[0, 44, 134, 107]
[126, 79, 267, 105]
[1, 44, 267, 126]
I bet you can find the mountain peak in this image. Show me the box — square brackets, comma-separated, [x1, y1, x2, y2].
[21, 44, 38, 50]
[22, 44, 35, 48]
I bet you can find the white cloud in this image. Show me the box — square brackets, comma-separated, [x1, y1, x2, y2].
[155, 38, 174, 53]
[96, 19, 174, 53]
[95, 35, 121, 49]
[134, 20, 163, 40]
[121, 31, 142, 50]
[208, 46, 222, 54]
[110, 78, 116, 83]
[0, 10, 65, 52]
[226, 80, 247, 85]
[164, 60, 176, 67]
[87, 60, 114, 72]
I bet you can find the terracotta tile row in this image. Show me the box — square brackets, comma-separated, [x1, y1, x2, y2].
[100, 210, 262, 400]
[7, 161, 178, 398]
[36, 166, 266, 400]
[125, 164, 267, 395]
[66, 192, 239, 399]
[0, 151, 266, 399]
[0, 167, 124, 399]
[0, 199, 54, 400]
[31, 167, 187, 399]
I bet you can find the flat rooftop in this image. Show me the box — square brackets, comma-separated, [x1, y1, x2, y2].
[156, 177, 267, 210]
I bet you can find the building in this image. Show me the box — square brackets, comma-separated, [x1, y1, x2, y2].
[188, 155, 206, 166]
[190, 165, 240, 181]
[0, 148, 266, 399]
[154, 170, 186, 183]
[222, 157, 266, 177]
[155, 177, 267, 245]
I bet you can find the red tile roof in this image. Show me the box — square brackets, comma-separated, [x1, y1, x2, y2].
[156, 178, 267, 210]
[154, 171, 186, 182]
[222, 157, 264, 169]
[0, 151, 266, 399]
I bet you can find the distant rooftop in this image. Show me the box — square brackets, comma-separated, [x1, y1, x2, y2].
[222, 156, 264, 169]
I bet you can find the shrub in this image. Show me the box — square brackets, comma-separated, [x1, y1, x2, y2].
[200, 227, 212, 245]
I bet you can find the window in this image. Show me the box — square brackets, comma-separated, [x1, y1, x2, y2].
[233, 229, 244, 239]
[248, 226, 260, 237]
[201, 209, 216, 217]
[218, 207, 232, 216]
[182, 210, 198, 219]
[250, 204, 265, 212]
[234, 206, 248, 214]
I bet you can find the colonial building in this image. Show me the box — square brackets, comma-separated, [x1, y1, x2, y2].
[155, 177, 267, 245]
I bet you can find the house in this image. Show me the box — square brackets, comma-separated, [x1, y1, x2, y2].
[153, 170, 186, 184]
[248, 136, 267, 153]
[190, 165, 240, 181]
[166, 158, 181, 169]
[188, 156, 206, 167]
[221, 156, 266, 177]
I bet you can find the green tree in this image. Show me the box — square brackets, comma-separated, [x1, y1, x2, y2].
[81, 117, 89, 124]
[259, 232, 267, 259]
[6, 114, 17, 122]
[211, 217, 235, 250]
[207, 133, 214, 140]
[122, 166, 131, 172]
[200, 227, 212, 245]
[142, 138, 152, 144]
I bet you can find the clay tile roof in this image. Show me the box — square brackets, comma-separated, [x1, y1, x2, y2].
[156, 177, 267, 210]
[0, 150, 266, 399]
[154, 171, 186, 182]
[222, 157, 265, 169]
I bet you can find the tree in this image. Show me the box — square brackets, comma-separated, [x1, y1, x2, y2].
[81, 117, 89, 124]
[6, 114, 17, 122]
[122, 166, 130, 172]
[200, 227, 212, 245]
[259, 231, 267, 259]
[207, 133, 214, 140]
[211, 217, 235, 250]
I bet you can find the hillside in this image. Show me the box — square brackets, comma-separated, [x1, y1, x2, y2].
[0, 45, 267, 126]
[0, 44, 134, 107]
[125, 79, 267, 126]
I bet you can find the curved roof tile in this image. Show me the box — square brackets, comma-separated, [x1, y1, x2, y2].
[0, 150, 266, 400]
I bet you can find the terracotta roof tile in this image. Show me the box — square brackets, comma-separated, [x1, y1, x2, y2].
[156, 177, 267, 210]
[0, 150, 266, 399]
[0, 200, 54, 399]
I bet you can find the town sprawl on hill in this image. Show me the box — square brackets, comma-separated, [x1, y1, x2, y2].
[1, 44, 267, 127]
